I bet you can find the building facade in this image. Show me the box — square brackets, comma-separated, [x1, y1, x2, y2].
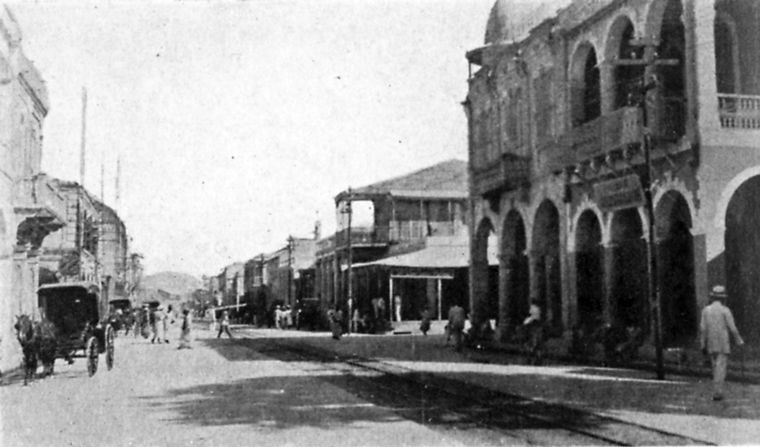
[0, 6, 64, 373]
[466, 0, 760, 347]
[314, 159, 471, 318]
[40, 180, 100, 284]
[95, 200, 129, 303]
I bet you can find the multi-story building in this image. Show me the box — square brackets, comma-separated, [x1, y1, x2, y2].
[40, 179, 100, 284]
[94, 200, 128, 303]
[218, 262, 244, 308]
[0, 6, 64, 373]
[466, 0, 760, 347]
[314, 159, 471, 318]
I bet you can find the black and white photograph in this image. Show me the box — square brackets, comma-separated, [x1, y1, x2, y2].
[1, 0, 759, 445]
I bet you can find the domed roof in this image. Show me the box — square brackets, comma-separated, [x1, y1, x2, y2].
[484, 0, 572, 45]
[484, 0, 510, 44]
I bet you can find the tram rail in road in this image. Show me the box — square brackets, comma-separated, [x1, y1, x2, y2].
[234, 334, 713, 446]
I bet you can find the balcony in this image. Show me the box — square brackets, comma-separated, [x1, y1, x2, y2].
[316, 235, 335, 255]
[334, 226, 390, 249]
[13, 175, 66, 248]
[539, 106, 643, 173]
[718, 94, 760, 129]
[389, 220, 459, 241]
[472, 153, 531, 197]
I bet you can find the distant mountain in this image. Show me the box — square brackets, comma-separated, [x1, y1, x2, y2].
[140, 271, 203, 297]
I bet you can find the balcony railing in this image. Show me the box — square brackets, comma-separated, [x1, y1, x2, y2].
[334, 226, 390, 248]
[389, 220, 458, 241]
[718, 94, 760, 129]
[539, 106, 642, 173]
[472, 153, 531, 196]
[318, 221, 460, 254]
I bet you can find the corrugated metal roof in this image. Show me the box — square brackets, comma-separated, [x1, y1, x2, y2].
[337, 159, 468, 202]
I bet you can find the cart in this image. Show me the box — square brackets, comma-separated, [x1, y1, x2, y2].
[109, 298, 133, 334]
[38, 282, 115, 376]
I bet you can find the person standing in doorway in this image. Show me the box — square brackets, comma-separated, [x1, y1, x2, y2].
[700, 285, 744, 401]
[217, 310, 234, 338]
[394, 295, 402, 322]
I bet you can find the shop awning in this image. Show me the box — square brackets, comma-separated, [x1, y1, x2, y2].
[353, 243, 498, 269]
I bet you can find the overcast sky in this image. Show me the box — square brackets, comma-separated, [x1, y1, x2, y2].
[10, 0, 496, 276]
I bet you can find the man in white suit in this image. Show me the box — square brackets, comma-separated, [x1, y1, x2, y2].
[700, 285, 744, 401]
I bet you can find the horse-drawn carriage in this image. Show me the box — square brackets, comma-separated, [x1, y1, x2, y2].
[37, 282, 115, 377]
[108, 298, 134, 334]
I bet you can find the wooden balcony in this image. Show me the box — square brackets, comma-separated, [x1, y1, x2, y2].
[472, 153, 531, 197]
[538, 106, 643, 174]
[334, 226, 390, 249]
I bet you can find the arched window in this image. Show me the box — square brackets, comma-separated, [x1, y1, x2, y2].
[714, 13, 739, 94]
[570, 43, 601, 126]
[614, 21, 644, 109]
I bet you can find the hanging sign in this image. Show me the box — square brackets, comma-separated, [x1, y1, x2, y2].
[593, 174, 645, 212]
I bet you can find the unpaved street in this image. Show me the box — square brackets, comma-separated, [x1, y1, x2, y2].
[0, 327, 510, 447]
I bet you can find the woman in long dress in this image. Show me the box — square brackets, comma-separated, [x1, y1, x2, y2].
[178, 308, 193, 349]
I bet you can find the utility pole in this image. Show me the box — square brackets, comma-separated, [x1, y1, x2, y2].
[341, 189, 354, 332]
[616, 38, 679, 380]
[77, 87, 87, 282]
[287, 235, 294, 306]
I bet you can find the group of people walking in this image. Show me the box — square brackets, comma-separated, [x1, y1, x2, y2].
[130, 303, 194, 349]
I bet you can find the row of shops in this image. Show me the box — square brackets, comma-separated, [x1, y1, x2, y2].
[207, 159, 496, 327]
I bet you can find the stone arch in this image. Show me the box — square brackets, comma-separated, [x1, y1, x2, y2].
[655, 190, 697, 346]
[532, 200, 562, 334]
[609, 208, 648, 329]
[569, 41, 601, 126]
[714, 165, 760, 231]
[725, 176, 760, 342]
[502, 209, 529, 330]
[605, 14, 643, 110]
[575, 209, 604, 329]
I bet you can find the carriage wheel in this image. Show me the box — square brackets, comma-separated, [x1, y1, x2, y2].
[86, 336, 98, 377]
[106, 326, 115, 371]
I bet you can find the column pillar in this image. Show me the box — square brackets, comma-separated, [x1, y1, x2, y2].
[692, 232, 709, 312]
[599, 60, 616, 115]
[497, 253, 509, 341]
[602, 241, 616, 323]
[693, 0, 720, 141]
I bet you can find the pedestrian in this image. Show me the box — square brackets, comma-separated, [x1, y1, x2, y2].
[178, 308, 193, 349]
[700, 285, 744, 401]
[447, 304, 466, 352]
[217, 310, 234, 338]
[150, 305, 162, 343]
[154, 305, 168, 344]
[330, 307, 342, 340]
[162, 304, 173, 343]
[523, 300, 544, 365]
[394, 295, 403, 322]
[419, 307, 431, 336]
[351, 307, 361, 333]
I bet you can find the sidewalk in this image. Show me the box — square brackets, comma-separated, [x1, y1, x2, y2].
[237, 326, 760, 445]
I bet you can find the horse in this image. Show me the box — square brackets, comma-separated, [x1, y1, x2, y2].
[36, 317, 58, 377]
[14, 315, 39, 386]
